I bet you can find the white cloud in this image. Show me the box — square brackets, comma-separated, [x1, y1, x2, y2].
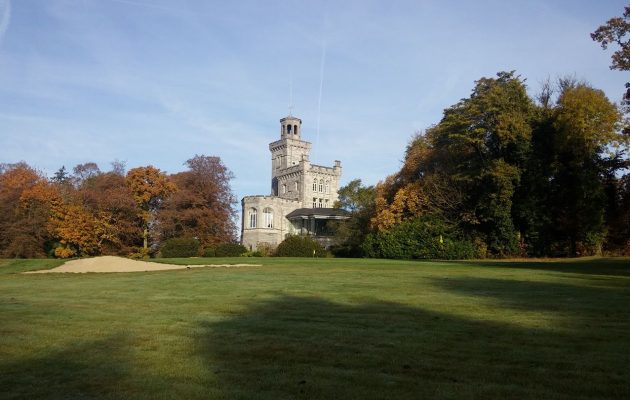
[0, 0, 10, 47]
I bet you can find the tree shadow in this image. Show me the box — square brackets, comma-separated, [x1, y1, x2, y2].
[197, 296, 630, 399]
[429, 277, 630, 325]
[0, 334, 133, 400]
[447, 257, 630, 277]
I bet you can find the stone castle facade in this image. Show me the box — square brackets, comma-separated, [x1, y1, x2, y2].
[241, 115, 347, 250]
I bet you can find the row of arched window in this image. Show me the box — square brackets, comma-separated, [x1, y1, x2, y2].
[248, 207, 273, 229]
[312, 179, 330, 193]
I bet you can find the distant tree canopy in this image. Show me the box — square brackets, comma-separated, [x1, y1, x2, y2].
[362, 72, 628, 258]
[0, 155, 237, 258]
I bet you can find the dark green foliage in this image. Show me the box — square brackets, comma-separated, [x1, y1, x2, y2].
[202, 247, 216, 257]
[160, 237, 199, 258]
[371, 72, 627, 259]
[363, 216, 475, 260]
[213, 243, 247, 257]
[428, 71, 533, 256]
[330, 179, 376, 257]
[275, 235, 327, 257]
[516, 82, 623, 256]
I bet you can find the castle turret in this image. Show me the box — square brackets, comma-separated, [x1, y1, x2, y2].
[280, 116, 302, 139]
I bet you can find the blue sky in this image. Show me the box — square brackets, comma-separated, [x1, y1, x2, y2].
[0, 0, 628, 203]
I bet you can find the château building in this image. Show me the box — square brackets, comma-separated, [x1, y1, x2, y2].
[241, 115, 348, 250]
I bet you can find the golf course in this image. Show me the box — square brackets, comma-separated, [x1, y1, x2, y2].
[1, 257, 629, 399]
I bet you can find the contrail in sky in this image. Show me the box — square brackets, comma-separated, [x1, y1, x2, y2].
[0, 0, 11, 48]
[315, 38, 326, 158]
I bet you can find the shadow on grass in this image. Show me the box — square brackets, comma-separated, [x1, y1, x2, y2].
[447, 257, 630, 277]
[0, 334, 132, 400]
[197, 295, 629, 400]
[429, 277, 630, 326]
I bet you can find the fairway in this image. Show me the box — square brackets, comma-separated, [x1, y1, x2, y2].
[1, 257, 629, 399]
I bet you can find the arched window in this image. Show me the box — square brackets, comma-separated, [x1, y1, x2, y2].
[249, 208, 257, 228]
[282, 184, 287, 194]
[313, 180, 317, 192]
[294, 181, 298, 191]
[263, 207, 273, 228]
[294, 124, 298, 135]
[319, 179, 324, 193]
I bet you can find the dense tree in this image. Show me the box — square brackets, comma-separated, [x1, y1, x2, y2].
[0, 163, 53, 257]
[0, 157, 239, 258]
[368, 73, 626, 258]
[330, 179, 375, 257]
[77, 171, 142, 255]
[157, 155, 237, 247]
[126, 166, 177, 251]
[372, 72, 534, 256]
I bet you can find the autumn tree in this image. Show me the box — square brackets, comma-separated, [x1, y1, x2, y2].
[72, 162, 101, 188]
[157, 155, 236, 248]
[592, 5, 630, 110]
[0, 163, 54, 257]
[76, 171, 141, 255]
[546, 83, 621, 255]
[126, 166, 177, 251]
[372, 72, 533, 256]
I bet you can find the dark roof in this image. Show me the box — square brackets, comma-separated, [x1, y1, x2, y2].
[286, 208, 350, 219]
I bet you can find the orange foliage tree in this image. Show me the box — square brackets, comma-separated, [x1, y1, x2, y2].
[126, 166, 177, 251]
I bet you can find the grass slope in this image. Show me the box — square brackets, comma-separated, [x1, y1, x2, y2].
[0, 257, 629, 399]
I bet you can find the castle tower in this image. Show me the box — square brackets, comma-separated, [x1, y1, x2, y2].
[269, 115, 311, 196]
[241, 114, 347, 251]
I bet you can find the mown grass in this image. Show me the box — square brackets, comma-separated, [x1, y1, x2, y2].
[0, 257, 629, 399]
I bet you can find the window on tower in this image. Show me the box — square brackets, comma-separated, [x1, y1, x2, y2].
[249, 208, 257, 228]
[263, 207, 273, 228]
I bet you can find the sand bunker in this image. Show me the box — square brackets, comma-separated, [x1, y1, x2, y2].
[25, 256, 261, 274]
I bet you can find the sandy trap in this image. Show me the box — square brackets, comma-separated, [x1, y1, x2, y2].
[25, 256, 261, 274]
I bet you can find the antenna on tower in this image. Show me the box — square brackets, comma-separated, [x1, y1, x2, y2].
[288, 69, 294, 116]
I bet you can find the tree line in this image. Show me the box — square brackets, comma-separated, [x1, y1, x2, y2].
[0, 155, 237, 258]
[332, 73, 629, 258]
[332, 9, 630, 259]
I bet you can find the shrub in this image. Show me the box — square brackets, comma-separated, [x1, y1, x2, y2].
[362, 217, 475, 260]
[214, 243, 247, 257]
[128, 247, 150, 260]
[255, 242, 275, 257]
[202, 247, 216, 257]
[160, 237, 199, 258]
[275, 235, 327, 257]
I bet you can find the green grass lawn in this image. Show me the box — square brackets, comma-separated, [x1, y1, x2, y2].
[1, 257, 629, 399]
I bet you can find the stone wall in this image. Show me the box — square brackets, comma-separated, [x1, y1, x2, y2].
[241, 196, 302, 251]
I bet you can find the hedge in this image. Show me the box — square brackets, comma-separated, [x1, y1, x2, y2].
[204, 243, 247, 257]
[275, 235, 327, 257]
[160, 237, 199, 258]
